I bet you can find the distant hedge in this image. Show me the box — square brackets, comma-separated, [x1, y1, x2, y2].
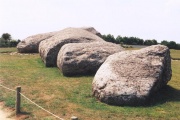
[0, 38, 20, 47]
[0, 33, 20, 48]
[161, 40, 180, 50]
[102, 34, 180, 50]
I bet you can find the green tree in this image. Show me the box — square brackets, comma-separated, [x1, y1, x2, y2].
[102, 34, 116, 43]
[152, 39, 158, 45]
[129, 37, 137, 45]
[0, 38, 7, 47]
[161, 40, 169, 46]
[122, 36, 128, 44]
[144, 39, 157, 45]
[116, 35, 123, 44]
[1, 33, 11, 46]
[136, 38, 144, 45]
[176, 44, 180, 50]
[119, 36, 144, 45]
[161, 40, 179, 49]
[2, 33, 11, 40]
[144, 40, 153, 45]
[167, 41, 177, 49]
[10, 40, 19, 47]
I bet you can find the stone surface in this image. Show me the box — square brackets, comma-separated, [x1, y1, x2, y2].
[17, 32, 57, 53]
[92, 45, 172, 106]
[39, 27, 104, 67]
[57, 42, 124, 76]
[17, 27, 101, 53]
[81, 27, 102, 37]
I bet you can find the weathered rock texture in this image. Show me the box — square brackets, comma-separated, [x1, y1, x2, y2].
[39, 28, 104, 67]
[81, 27, 102, 37]
[57, 42, 124, 76]
[17, 27, 101, 53]
[92, 45, 172, 106]
[17, 32, 57, 53]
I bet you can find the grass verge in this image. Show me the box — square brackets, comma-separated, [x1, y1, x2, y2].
[0, 47, 17, 53]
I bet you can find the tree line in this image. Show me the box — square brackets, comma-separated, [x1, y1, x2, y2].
[0, 33, 20, 47]
[0, 33, 180, 50]
[102, 34, 180, 50]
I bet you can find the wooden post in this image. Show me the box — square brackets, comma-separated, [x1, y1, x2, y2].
[16, 86, 21, 115]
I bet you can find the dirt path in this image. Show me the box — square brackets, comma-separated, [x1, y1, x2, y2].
[0, 105, 14, 120]
[0, 103, 29, 120]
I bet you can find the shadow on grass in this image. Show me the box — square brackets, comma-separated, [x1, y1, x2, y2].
[147, 85, 180, 106]
[20, 111, 31, 115]
[15, 111, 31, 119]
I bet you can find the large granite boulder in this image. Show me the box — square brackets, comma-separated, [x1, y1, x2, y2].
[39, 27, 104, 67]
[17, 27, 101, 53]
[92, 45, 172, 106]
[57, 42, 124, 76]
[17, 32, 57, 53]
[81, 27, 102, 37]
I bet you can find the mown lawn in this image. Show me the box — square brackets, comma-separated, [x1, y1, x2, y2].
[0, 47, 180, 120]
[0, 47, 17, 53]
[170, 49, 180, 60]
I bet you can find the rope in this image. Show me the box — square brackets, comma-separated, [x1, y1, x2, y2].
[20, 93, 64, 120]
[0, 84, 16, 92]
[0, 84, 64, 120]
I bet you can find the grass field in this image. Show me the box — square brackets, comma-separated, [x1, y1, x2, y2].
[170, 49, 180, 60]
[0, 47, 17, 53]
[0, 47, 180, 120]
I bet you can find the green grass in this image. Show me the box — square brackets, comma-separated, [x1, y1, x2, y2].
[0, 47, 180, 120]
[170, 49, 180, 60]
[0, 47, 17, 53]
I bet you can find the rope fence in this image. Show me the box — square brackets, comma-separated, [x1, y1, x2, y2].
[0, 84, 78, 120]
[19, 93, 63, 120]
[0, 84, 16, 92]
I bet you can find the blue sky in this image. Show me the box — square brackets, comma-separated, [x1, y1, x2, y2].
[0, 0, 180, 43]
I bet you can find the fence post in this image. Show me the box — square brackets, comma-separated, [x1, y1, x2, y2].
[16, 86, 21, 115]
